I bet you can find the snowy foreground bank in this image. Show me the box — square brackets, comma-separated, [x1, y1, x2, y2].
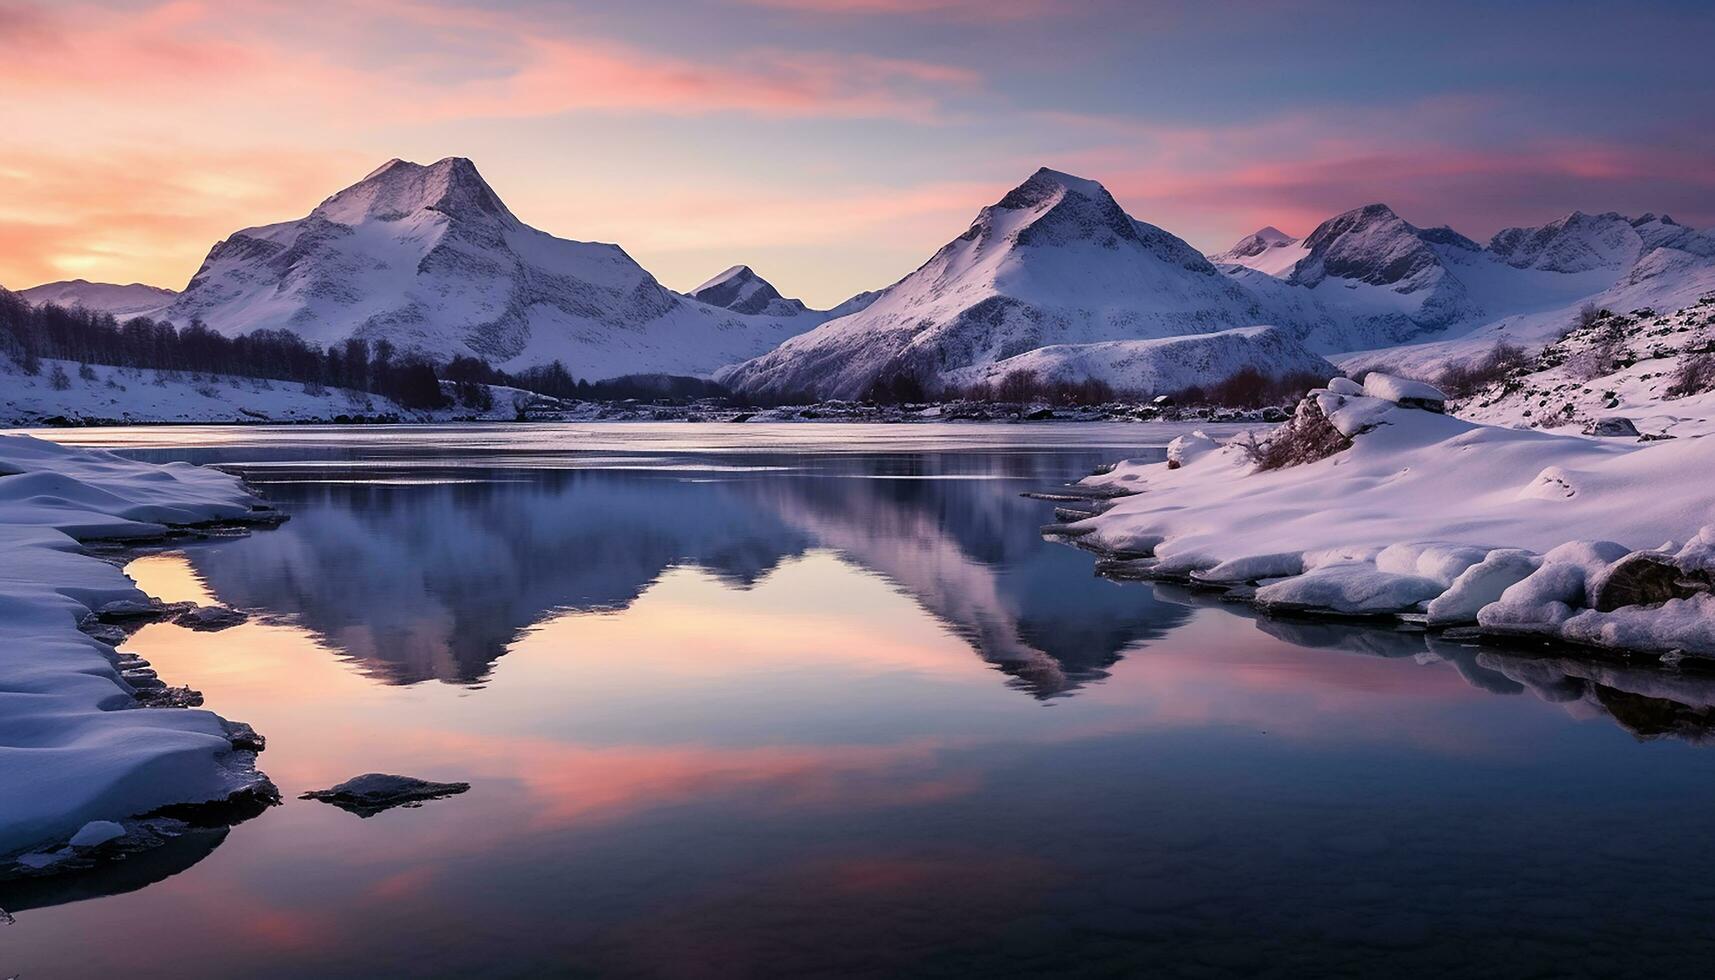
[1055, 375, 1715, 658]
[0, 435, 278, 873]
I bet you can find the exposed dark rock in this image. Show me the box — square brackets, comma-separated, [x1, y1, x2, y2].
[300, 773, 471, 818]
[1591, 552, 1713, 611]
[172, 605, 249, 632]
[1584, 416, 1641, 438]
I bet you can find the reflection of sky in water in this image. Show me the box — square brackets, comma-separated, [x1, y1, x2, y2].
[9, 429, 1715, 978]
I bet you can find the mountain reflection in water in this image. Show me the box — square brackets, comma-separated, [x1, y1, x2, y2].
[173, 451, 1189, 697]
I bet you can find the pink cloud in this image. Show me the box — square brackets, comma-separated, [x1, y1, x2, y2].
[0, 0, 978, 125]
[1041, 101, 1715, 248]
[425, 37, 979, 123]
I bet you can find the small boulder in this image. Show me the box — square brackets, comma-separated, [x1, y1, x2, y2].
[1583, 416, 1640, 438]
[172, 605, 249, 632]
[1326, 376, 1365, 396]
[300, 773, 471, 818]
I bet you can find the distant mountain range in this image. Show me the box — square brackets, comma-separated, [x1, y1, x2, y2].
[14, 158, 1715, 395]
[17, 280, 177, 318]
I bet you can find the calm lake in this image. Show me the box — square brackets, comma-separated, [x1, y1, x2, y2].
[6, 423, 1715, 978]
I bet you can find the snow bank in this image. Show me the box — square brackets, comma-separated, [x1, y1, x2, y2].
[1063, 377, 1715, 657]
[0, 434, 276, 863]
[0, 357, 532, 426]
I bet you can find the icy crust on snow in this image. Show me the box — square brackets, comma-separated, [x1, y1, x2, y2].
[1066, 376, 1715, 656]
[0, 434, 273, 860]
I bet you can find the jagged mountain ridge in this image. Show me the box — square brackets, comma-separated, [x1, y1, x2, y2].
[160, 158, 832, 379]
[1214, 203, 1715, 351]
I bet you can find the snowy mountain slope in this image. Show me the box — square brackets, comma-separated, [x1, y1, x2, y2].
[823, 288, 885, 320]
[718, 168, 1326, 399]
[162, 158, 825, 379]
[1339, 249, 1715, 381]
[688, 265, 814, 317]
[18, 280, 177, 319]
[1454, 301, 1715, 439]
[947, 325, 1334, 395]
[1208, 226, 1308, 277]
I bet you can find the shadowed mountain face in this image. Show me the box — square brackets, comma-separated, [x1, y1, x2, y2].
[177, 447, 1188, 697]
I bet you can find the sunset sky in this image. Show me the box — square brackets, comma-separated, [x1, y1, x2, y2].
[3, 0, 1712, 307]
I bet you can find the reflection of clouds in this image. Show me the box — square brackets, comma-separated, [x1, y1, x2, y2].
[399, 728, 983, 830]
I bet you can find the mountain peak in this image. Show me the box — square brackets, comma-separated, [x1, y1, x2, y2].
[994, 167, 1112, 212]
[689, 265, 809, 317]
[1218, 225, 1299, 260]
[317, 156, 513, 226]
[1294, 203, 1446, 290]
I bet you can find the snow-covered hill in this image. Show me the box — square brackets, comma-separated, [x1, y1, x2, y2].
[1454, 300, 1715, 439]
[948, 325, 1333, 395]
[719, 168, 1328, 400]
[1060, 374, 1715, 656]
[162, 158, 827, 379]
[0, 358, 532, 425]
[18, 280, 176, 318]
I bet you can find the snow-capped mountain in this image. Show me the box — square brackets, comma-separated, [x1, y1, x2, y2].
[1332, 210, 1715, 379]
[162, 158, 827, 379]
[719, 168, 1322, 399]
[1282, 203, 1490, 343]
[1489, 211, 1715, 272]
[19, 280, 177, 318]
[1208, 226, 1306, 277]
[688, 265, 814, 317]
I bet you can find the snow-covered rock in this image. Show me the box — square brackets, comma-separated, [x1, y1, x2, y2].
[18, 280, 177, 318]
[1361, 372, 1447, 411]
[161, 157, 830, 379]
[0, 434, 276, 863]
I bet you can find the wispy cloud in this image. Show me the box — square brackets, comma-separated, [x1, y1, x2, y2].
[735, 0, 1056, 18]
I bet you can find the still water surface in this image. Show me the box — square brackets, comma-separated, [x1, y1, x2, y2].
[7, 423, 1715, 978]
